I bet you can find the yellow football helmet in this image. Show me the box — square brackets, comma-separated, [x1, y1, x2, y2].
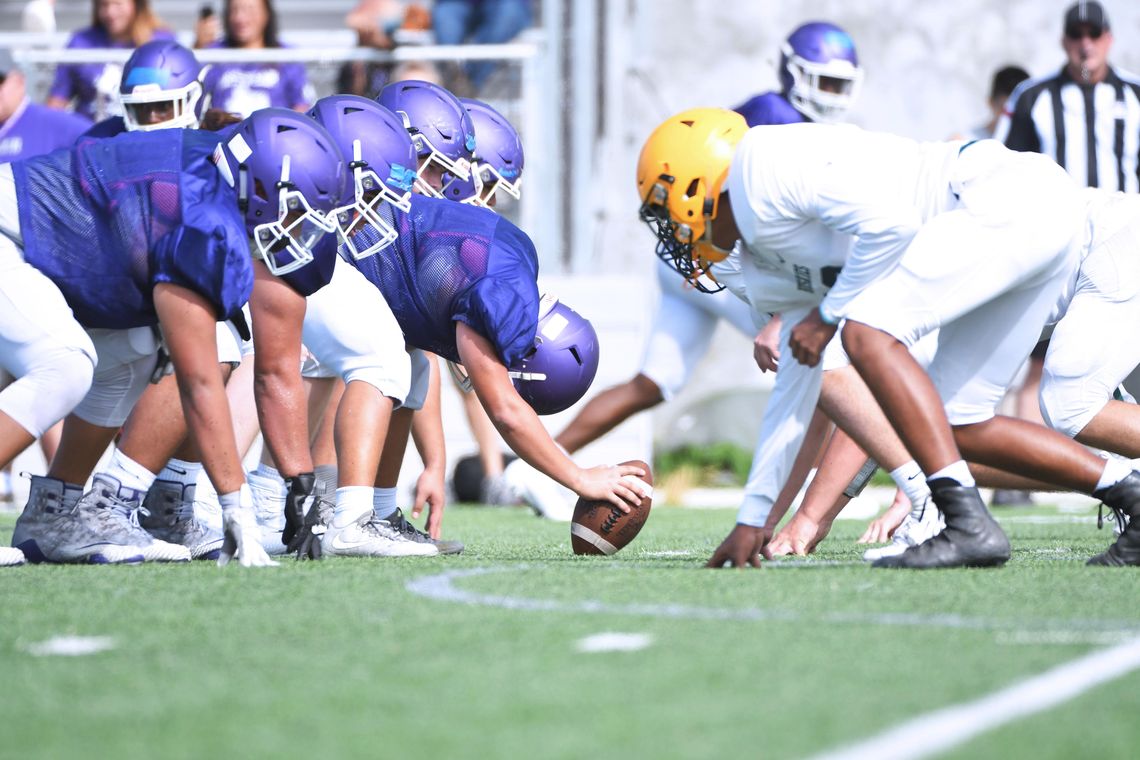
[636, 107, 748, 291]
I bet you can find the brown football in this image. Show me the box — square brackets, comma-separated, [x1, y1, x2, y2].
[571, 460, 653, 555]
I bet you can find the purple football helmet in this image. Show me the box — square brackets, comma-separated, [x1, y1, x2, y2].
[120, 40, 206, 131]
[510, 295, 600, 415]
[308, 95, 417, 259]
[376, 80, 475, 198]
[213, 108, 346, 277]
[443, 98, 525, 207]
[778, 22, 863, 123]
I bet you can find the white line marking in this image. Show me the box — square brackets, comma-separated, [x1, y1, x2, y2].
[575, 632, 653, 653]
[25, 635, 116, 657]
[809, 635, 1140, 760]
[405, 565, 1140, 634]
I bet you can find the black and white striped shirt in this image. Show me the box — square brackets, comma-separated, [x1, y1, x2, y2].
[994, 66, 1140, 192]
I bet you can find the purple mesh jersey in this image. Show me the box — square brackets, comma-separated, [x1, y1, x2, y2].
[11, 129, 253, 329]
[0, 100, 92, 162]
[48, 26, 176, 121]
[201, 44, 311, 117]
[732, 91, 807, 127]
[346, 194, 540, 365]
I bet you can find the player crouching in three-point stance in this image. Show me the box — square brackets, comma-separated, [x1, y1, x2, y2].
[637, 108, 1140, 569]
[0, 108, 345, 567]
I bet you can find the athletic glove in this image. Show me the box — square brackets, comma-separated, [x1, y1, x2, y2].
[286, 497, 328, 561]
[281, 472, 316, 547]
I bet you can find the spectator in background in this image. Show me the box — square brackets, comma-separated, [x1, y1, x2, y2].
[22, 0, 57, 33]
[198, 0, 312, 117]
[339, 1, 438, 98]
[45, 0, 173, 121]
[432, 0, 532, 94]
[962, 65, 1029, 140]
[0, 49, 91, 163]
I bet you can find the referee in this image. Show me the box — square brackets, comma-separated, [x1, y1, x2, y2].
[995, 1, 1140, 192]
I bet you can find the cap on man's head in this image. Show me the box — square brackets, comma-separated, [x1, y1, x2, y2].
[1064, 1, 1110, 35]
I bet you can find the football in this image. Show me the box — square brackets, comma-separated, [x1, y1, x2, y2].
[570, 460, 654, 555]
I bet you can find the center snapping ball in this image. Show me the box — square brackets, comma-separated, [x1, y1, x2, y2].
[570, 460, 653, 555]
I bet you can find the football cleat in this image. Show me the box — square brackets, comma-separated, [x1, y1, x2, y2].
[387, 508, 464, 555]
[862, 496, 944, 562]
[321, 512, 439, 558]
[873, 480, 1010, 569]
[12, 475, 145, 565]
[84, 476, 191, 563]
[139, 479, 225, 560]
[502, 458, 575, 521]
[1087, 472, 1140, 567]
[0, 546, 27, 566]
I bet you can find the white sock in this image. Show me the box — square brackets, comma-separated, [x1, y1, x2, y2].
[1095, 458, 1133, 493]
[889, 460, 930, 508]
[159, 457, 200, 489]
[333, 486, 374, 528]
[928, 460, 975, 488]
[101, 448, 157, 500]
[372, 487, 398, 521]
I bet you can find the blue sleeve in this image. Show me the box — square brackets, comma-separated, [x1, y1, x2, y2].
[82, 116, 126, 139]
[733, 92, 807, 127]
[150, 225, 253, 320]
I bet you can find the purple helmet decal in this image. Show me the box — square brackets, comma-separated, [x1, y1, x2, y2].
[308, 95, 417, 259]
[778, 21, 863, 123]
[510, 295, 600, 415]
[213, 107, 346, 277]
[120, 40, 206, 131]
[443, 98, 525, 207]
[376, 79, 475, 197]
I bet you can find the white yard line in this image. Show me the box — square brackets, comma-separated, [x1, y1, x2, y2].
[809, 635, 1140, 760]
[405, 565, 1140, 635]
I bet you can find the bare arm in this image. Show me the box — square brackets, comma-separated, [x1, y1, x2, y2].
[153, 283, 243, 494]
[456, 322, 645, 509]
[249, 261, 313, 478]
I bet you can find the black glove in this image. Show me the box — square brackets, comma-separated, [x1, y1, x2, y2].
[281, 472, 315, 547]
[287, 497, 328, 561]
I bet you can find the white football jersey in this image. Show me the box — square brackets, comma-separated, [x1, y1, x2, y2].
[726, 123, 962, 322]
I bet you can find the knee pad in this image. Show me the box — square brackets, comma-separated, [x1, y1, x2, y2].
[1039, 381, 1100, 439]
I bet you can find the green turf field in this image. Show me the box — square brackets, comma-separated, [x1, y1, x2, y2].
[1, 502, 1137, 759]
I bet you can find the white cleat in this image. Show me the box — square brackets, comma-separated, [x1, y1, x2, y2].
[863, 497, 945, 562]
[322, 512, 439, 558]
[1, 546, 27, 566]
[502, 458, 575, 522]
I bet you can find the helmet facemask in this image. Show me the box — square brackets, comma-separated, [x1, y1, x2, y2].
[121, 79, 204, 131]
[783, 47, 864, 123]
[408, 128, 473, 198]
[638, 177, 726, 294]
[244, 154, 338, 276]
[334, 138, 414, 260]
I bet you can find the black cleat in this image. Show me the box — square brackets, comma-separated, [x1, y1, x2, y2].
[1087, 472, 1140, 567]
[874, 479, 1010, 570]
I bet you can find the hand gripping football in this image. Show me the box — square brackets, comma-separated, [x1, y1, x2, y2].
[570, 460, 653, 555]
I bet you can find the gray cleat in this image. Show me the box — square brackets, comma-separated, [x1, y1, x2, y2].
[84, 476, 191, 563]
[12, 475, 145, 565]
[388, 508, 465, 555]
[140, 479, 225, 560]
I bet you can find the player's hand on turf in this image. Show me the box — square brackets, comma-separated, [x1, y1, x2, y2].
[413, 466, 447, 539]
[286, 497, 327, 561]
[765, 513, 828, 558]
[219, 507, 279, 568]
[753, 316, 782, 372]
[281, 472, 316, 547]
[789, 308, 837, 367]
[707, 524, 770, 568]
[858, 488, 910, 544]
[576, 463, 650, 513]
